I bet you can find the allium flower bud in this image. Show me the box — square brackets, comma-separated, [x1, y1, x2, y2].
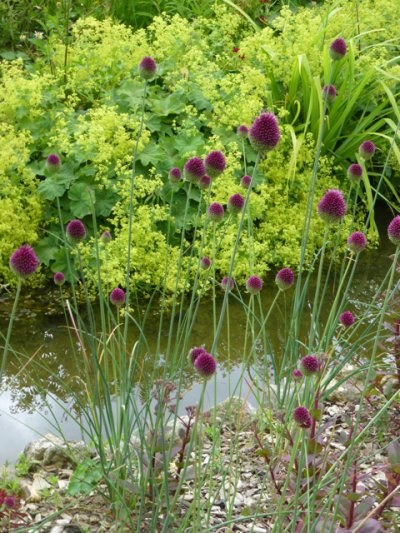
[275, 268, 295, 290]
[249, 112, 280, 153]
[110, 288, 125, 307]
[292, 369, 303, 381]
[246, 275, 263, 295]
[237, 125, 249, 139]
[359, 140, 376, 161]
[329, 37, 347, 60]
[340, 310, 355, 327]
[53, 272, 65, 286]
[66, 219, 86, 244]
[347, 163, 363, 182]
[347, 231, 367, 254]
[100, 230, 112, 243]
[293, 406, 312, 429]
[138, 56, 157, 80]
[199, 175, 212, 189]
[46, 153, 61, 173]
[9, 245, 39, 278]
[207, 202, 224, 223]
[228, 193, 245, 214]
[388, 215, 400, 246]
[194, 351, 217, 377]
[200, 256, 211, 270]
[322, 84, 337, 103]
[241, 175, 252, 189]
[4, 495, 16, 509]
[168, 167, 182, 183]
[189, 346, 206, 364]
[221, 276, 234, 291]
[205, 150, 226, 178]
[318, 189, 347, 224]
[184, 157, 205, 182]
[300, 355, 320, 376]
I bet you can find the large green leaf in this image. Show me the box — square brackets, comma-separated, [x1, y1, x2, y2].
[68, 183, 94, 218]
[37, 178, 66, 200]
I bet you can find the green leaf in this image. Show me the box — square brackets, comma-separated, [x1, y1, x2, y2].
[150, 92, 187, 116]
[138, 143, 165, 166]
[68, 183, 94, 218]
[36, 235, 60, 266]
[37, 178, 66, 200]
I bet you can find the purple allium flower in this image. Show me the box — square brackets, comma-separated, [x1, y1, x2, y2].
[340, 310, 355, 327]
[100, 230, 112, 244]
[46, 153, 61, 173]
[300, 355, 320, 376]
[189, 346, 206, 364]
[66, 219, 86, 244]
[249, 112, 280, 153]
[241, 175, 252, 189]
[207, 202, 224, 223]
[292, 369, 303, 381]
[221, 276, 234, 291]
[194, 351, 217, 377]
[9, 245, 39, 278]
[138, 56, 157, 80]
[329, 37, 347, 60]
[275, 268, 295, 290]
[4, 495, 16, 509]
[237, 125, 249, 139]
[205, 150, 226, 178]
[293, 406, 312, 429]
[53, 272, 65, 286]
[168, 167, 182, 183]
[246, 275, 263, 295]
[184, 157, 205, 182]
[228, 193, 245, 214]
[359, 140, 376, 161]
[347, 163, 363, 182]
[388, 215, 400, 246]
[318, 189, 347, 224]
[110, 288, 126, 307]
[347, 231, 367, 254]
[322, 84, 337, 103]
[199, 174, 212, 189]
[200, 256, 211, 270]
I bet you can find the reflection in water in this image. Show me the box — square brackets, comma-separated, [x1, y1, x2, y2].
[0, 218, 394, 463]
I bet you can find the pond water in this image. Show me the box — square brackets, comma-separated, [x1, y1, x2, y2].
[0, 209, 395, 464]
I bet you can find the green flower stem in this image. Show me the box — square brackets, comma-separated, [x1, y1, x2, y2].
[1, 277, 21, 379]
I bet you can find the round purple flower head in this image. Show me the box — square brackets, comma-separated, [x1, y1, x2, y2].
[329, 37, 347, 60]
[292, 369, 303, 381]
[194, 351, 217, 377]
[237, 125, 249, 139]
[110, 288, 125, 307]
[4, 495, 16, 509]
[200, 256, 211, 270]
[322, 84, 337, 103]
[46, 153, 61, 173]
[221, 276, 234, 291]
[54, 272, 65, 286]
[241, 175, 252, 189]
[246, 275, 263, 295]
[340, 311, 355, 328]
[347, 231, 367, 254]
[100, 230, 112, 244]
[205, 151, 226, 178]
[300, 355, 320, 376]
[228, 193, 245, 215]
[9, 245, 39, 278]
[388, 215, 400, 246]
[199, 175, 212, 189]
[249, 112, 280, 153]
[347, 163, 363, 182]
[138, 56, 157, 80]
[168, 167, 182, 183]
[207, 202, 224, 223]
[359, 140, 376, 161]
[293, 406, 312, 429]
[275, 268, 295, 291]
[184, 157, 205, 183]
[66, 219, 86, 244]
[318, 189, 347, 224]
[189, 346, 206, 364]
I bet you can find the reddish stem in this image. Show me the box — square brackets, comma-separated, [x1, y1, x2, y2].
[347, 461, 357, 529]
